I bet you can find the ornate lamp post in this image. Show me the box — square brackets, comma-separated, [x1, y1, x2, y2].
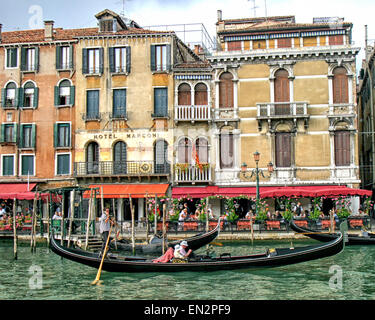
[241, 151, 274, 214]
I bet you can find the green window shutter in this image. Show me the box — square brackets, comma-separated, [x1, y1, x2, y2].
[53, 123, 58, 147]
[150, 45, 156, 71]
[19, 124, 24, 148]
[166, 44, 171, 71]
[54, 86, 59, 106]
[16, 88, 24, 108]
[108, 47, 115, 73]
[31, 124, 36, 148]
[21, 47, 26, 71]
[56, 46, 61, 69]
[1, 88, 5, 108]
[154, 88, 168, 116]
[13, 123, 18, 143]
[126, 46, 131, 74]
[35, 47, 39, 72]
[69, 45, 74, 69]
[33, 87, 39, 109]
[82, 49, 88, 74]
[0, 124, 5, 143]
[70, 86, 75, 106]
[99, 47, 104, 74]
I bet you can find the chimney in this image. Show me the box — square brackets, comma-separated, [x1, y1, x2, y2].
[44, 20, 54, 41]
[217, 10, 222, 22]
[0, 24, 2, 43]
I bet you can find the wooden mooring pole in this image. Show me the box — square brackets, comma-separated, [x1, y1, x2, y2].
[129, 194, 136, 255]
[67, 189, 75, 248]
[31, 192, 37, 252]
[13, 198, 17, 260]
[85, 189, 93, 250]
[162, 203, 167, 254]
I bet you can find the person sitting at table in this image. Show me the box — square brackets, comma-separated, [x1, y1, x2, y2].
[207, 208, 214, 219]
[245, 210, 254, 220]
[178, 208, 188, 230]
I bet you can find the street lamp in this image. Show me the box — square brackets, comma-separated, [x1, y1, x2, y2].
[241, 151, 274, 214]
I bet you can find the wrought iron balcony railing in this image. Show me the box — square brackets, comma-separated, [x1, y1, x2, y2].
[73, 161, 170, 176]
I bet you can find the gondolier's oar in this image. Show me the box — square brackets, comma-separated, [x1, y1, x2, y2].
[91, 223, 113, 285]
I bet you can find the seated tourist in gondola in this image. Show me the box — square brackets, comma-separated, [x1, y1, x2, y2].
[173, 241, 194, 263]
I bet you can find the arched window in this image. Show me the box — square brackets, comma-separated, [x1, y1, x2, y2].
[194, 83, 208, 105]
[195, 137, 208, 163]
[219, 72, 234, 108]
[154, 140, 169, 173]
[23, 81, 37, 108]
[86, 142, 99, 174]
[178, 137, 192, 164]
[333, 67, 348, 104]
[2, 82, 17, 108]
[113, 141, 127, 174]
[178, 83, 191, 106]
[274, 69, 290, 115]
[55, 79, 75, 106]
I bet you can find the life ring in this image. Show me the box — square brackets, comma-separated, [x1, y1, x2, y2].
[139, 162, 151, 173]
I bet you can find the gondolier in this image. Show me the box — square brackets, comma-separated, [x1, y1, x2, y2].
[99, 208, 113, 258]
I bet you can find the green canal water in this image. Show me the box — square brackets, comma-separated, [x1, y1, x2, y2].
[1, 239, 375, 300]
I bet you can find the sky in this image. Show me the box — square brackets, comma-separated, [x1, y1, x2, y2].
[0, 0, 374, 73]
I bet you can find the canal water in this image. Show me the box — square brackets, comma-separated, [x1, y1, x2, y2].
[0, 239, 375, 300]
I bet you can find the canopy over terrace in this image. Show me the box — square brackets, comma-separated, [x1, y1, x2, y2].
[83, 184, 170, 199]
[172, 185, 372, 199]
[0, 183, 49, 200]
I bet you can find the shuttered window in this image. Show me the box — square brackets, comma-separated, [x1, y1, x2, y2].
[54, 123, 70, 148]
[0, 123, 17, 143]
[6, 48, 18, 68]
[154, 88, 168, 117]
[178, 138, 191, 164]
[112, 89, 127, 118]
[150, 44, 171, 71]
[194, 83, 208, 105]
[333, 67, 348, 104]
[219, 72, 234, 108]
[2, 155, 14, 176]
[82, 48, 103, 74]
[21, 155, 34, 176]
[22, 81, 38, 109]
[113, 141, 127, 174]
[20, 124, 36, 149]
[57, 154, 70, 175]
[109, 46, 131, 73]
[334, 131, 350, 166]
[220, 132, 234, 169]
[274, 69, 290, 115]
[56, 45, 73, 70]
[178, 84, 191, 106]
[275, 132, 292, 167]
[1, 82, 17, 108]
[21, 47, 39, 72]
[54, 80, 75, 106]
[86, 90, 99, 120]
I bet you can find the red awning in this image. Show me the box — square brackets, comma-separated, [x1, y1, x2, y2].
[172, 186, 220, 198]
[83, 184, 170, 199]
[0, 183, 45, 200]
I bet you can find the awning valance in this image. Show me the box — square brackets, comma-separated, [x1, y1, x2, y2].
[83, 184, 170, 199]
[172, 185, 372, 199]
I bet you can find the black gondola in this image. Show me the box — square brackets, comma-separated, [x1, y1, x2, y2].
[111, 218, 221, 254]
[289, 219, 375, 245]
[50, 230, 344, 273]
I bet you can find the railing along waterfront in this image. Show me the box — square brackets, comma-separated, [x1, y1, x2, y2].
[73, 161, 171, 176]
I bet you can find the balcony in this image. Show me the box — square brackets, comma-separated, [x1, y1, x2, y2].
[174, 163, 212, 183]
[256, 102, 310, 131]
[81, 112, 103, 122]
[174, 105, 212, 123]
[74, 161, 171, 178]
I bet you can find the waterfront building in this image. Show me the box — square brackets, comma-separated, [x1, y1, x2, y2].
[357, 35, 375, 196]
[0, 20, 79, 200]
[199, 13, 362, 214]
